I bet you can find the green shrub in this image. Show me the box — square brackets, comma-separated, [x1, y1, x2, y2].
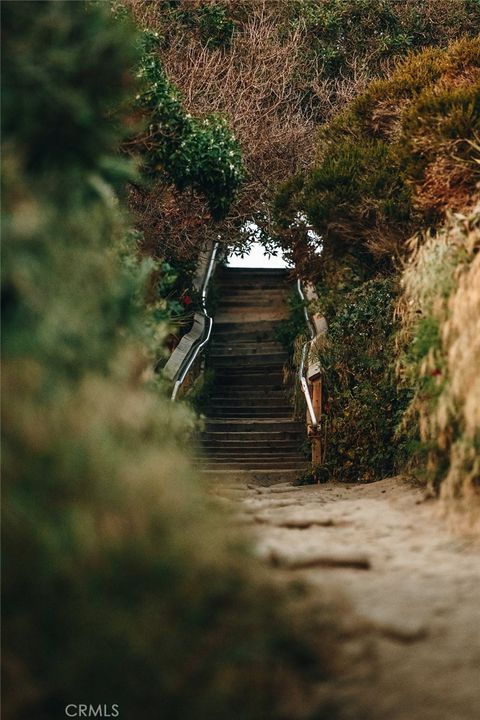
[275, 37, 480, 270]
[314, 277, 408, 482]
[290, 0, 480, 83]
[195, 3, 235, 49]
[136, 30, 244, 219]
[2, 3, 338, 719]
[275, 290, 308, 355]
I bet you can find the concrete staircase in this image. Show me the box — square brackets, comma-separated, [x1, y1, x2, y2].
[201, 267, 309, 479]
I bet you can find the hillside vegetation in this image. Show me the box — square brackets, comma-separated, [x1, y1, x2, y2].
[276, 36, 480, 269]
[122, 0, 480, 261]
[398, 207, 480, 526]
[275, 36, 480, 517]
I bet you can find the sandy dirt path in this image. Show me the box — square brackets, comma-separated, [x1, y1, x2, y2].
[210, 475, 480, 720]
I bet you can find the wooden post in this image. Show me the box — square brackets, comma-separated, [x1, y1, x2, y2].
[311, 379, 322, 466]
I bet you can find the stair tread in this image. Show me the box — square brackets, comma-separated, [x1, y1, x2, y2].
[200, 270, 308, 472]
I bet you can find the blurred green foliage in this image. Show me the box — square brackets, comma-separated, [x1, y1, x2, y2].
[277, 276, 407, 482]
[2, 3, 336, 719]
[2, 1, 140, 378]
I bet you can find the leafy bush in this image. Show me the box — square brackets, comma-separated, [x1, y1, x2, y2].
[275, 290, 308, 356]
[313, 277, 408, 482]
[275, 37, 480, 270]
[195, 2, 235, 49]
[2, 3, 338, 718]
[136, 30, 244, 220]
[397, 207, 480, 524]
[290, 0, 480, 82]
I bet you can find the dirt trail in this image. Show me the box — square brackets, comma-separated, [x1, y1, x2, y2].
[211, 475, 480, 720]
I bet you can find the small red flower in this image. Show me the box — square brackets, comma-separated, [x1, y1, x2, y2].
[430, 368, 442, 377]
[182, 294, 192, 307]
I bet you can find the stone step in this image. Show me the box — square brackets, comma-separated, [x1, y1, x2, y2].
[221, 287, 288, 297]
[210, 352, 284, 362]
[210, 341, 283, 353]
[200, 469, 304, 483]
[215, 311, 287, 324]
[218, 268, 289, 279]
[203, 429, 303, 442]
[208, 411, 292, 420]
[203, 452, 306, 461]
[210, 353, 287, 369]
[208, 387, 290, 397]
[207, 399, 291, 408]
[218, 288, 289, 297]
[206, 418, 302, 432]
[204, 459, 308, 470]
[210, 345, 286, 355]
[207, 402, 292, 411]
[213, 320, 277, 330]
[217, 297, 285, 313]
[213, 381, 284, 392]
[214, 364, 284, 373]
[212, 333, 277, 345]
[212, 336, 282, 344]
[215, 295, 286, 304]
[207, 396, 292, 405]
[213, 364, 284, 372]
[208, 395, 289, 405]
[202, 441, 302, 452]
[202, 443, 304, 453]
[214, 375, 284, 389]
[204, 453, 305, 461]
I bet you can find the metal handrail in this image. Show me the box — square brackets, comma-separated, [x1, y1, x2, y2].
[296, 278, 318, 428]
[171, 242, 219, 401]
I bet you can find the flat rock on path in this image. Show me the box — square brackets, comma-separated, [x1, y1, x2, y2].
[208, 474, 480, 720]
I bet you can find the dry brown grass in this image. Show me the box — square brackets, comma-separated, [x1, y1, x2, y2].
[128, 182, 215, 259]
[397, 206, 480, 531]
[414, 154, 477, 217]
[439, 247, 480, 528]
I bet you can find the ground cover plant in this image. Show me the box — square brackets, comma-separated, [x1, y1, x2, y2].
[2, 3, 340, 718]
